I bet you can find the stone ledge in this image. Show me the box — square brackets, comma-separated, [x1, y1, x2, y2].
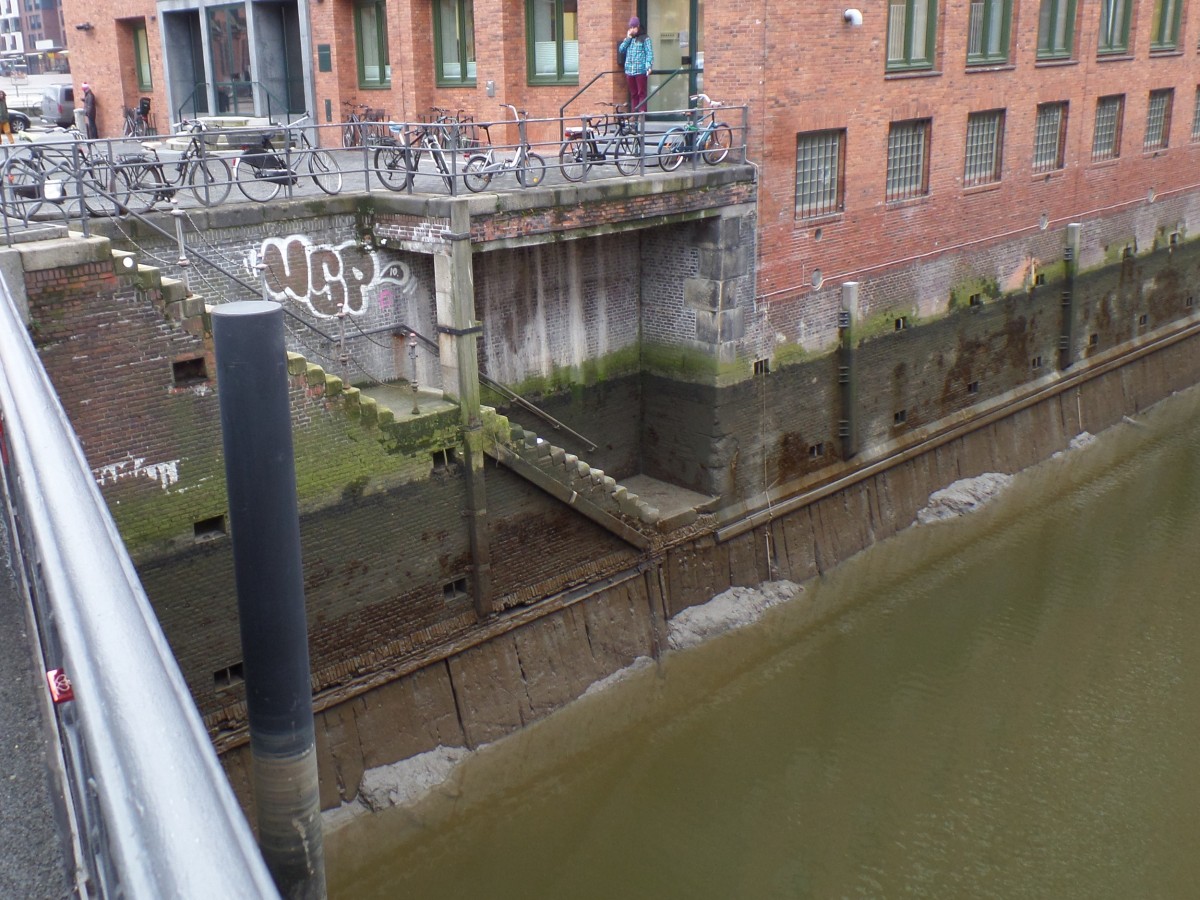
[14, 233, 110, 272]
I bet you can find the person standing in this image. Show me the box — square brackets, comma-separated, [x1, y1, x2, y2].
[619, 16, 653, 114]
[82, 82, 97, 139]
[0, 91, 13, 145]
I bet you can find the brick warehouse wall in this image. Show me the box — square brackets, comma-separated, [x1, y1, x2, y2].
[700, 0, 1200, 322]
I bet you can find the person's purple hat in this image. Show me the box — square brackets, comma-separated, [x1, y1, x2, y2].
[629, 16, 640, 28]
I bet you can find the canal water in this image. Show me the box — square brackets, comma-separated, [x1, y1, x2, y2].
[328, 387, 1200, 899]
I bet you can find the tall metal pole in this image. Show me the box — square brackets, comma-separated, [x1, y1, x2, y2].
[211, 301, 326, 900]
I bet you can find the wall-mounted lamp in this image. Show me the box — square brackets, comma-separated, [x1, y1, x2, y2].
[843, 8, 863, 26]
[74, 22, 94, 31]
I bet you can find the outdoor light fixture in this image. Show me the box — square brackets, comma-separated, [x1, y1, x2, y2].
[74, 22, 94, 30]
[843, 8, 863, 26]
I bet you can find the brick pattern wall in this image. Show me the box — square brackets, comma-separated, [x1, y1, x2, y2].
[701, 0, 1200, 318]
[471, 182, 755, 246]
[475, 234, 641, 388]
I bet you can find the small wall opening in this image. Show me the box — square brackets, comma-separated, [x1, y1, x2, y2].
[1089, 333, 1099, 347]
[172, 357, 208, 386]
[967, 381, 980, 395]
[1031, 356, 1043, 370]
[443, 576, 469, 605]
[214, 662, 244, 691]
[809, 442, 825, 458]
[894, 316, 908, 331]
[754, 358, 771, 376]
[893, 409, 907, 425]
[193, 514, 227, 542]
[1034, 272, 1046, 286]
[968, 293, 982, 307]
[432, 447, 458, 470]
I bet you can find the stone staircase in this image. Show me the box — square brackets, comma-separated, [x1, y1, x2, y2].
[489, 424, 663, 550]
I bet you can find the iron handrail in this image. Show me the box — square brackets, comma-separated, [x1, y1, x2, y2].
[0, 277, 281, 898]
[397, 326, 598, 453]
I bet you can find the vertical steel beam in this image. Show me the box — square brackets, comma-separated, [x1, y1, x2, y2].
[212, 301, 326, 900]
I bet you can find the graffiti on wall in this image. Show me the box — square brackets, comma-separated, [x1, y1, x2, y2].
[255, 236, 418, 319]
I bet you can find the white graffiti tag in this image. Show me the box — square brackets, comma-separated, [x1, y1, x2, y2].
[257, 236, 415, 319]
[94, 454, 181, 490]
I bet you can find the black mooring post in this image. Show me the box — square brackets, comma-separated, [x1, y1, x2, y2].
[212, 301, 326, 900]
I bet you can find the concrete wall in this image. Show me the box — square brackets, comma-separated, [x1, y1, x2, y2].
[218, 316, 1200, 818]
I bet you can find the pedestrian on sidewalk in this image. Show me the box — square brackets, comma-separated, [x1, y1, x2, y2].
[82, 82, 97, 139]
[0, 91, 13, 145]
[619, 16, 653, 114]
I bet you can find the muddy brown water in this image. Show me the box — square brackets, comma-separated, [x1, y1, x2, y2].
[328, 387, 1200, 899]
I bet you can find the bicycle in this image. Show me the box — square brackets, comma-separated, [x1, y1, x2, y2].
[463, 105, 546, 192]
[342, 103, 387, 148]
[558, 103, 643, 182]
[372, 119, 457, 193]
[656, 94, 733, 171]
[122, 98, 156, 138]
[233, 114, 343, 202]
[430, 107, 489, 155]
[1, 129, 124, 221]
[115, 119, 232, 212]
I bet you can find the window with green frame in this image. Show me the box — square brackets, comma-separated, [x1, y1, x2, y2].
[527, 0, 578, 83]
[1150, 0, 1181, 50]
[967, 0, 1011, 65]
[132, 22, 153, 91]
[355, 0, 390, 88]
[435, 0, 476, 85]
[886, 0, 937, 71]
[1096, 0, 1131, 55]
[1036, 0, 1076, 59]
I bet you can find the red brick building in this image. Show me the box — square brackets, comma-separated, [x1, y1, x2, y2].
[59, 0, 1200, 320]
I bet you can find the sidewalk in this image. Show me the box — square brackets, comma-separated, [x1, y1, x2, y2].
[0, 509, 73, 899]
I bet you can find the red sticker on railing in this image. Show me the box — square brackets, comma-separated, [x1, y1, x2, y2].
[46, 669, 74, 703]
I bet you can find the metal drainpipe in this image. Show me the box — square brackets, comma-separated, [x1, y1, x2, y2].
[1059, 223, 1082, 371]
[838, 282, 859, 460]
[212, 301, 326, 900]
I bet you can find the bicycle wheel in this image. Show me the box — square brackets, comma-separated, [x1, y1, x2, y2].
[701, 123, 733, 165]
[123, 115, 135, 138]
[116, 157, 163, 214]
[373, 144, 412, 191]
[657, 128, 687, 171]
[234, 156, 282, 202]
[342, 121, 359, 149]
[615, 134, 643, 175]
[558, 139, 589, 182]
[431, 148, 456, 192]
[307, 148, 343, 195]
[517, 152, 546, 187]
[2, 155, 46, 221]
[463, 155, 493, 193]
[81, 156, 126, 217]
[188, 157, 232, 206]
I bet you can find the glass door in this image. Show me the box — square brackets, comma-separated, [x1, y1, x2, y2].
[208, 4, 252, 115]
[646, 0, 701, 115]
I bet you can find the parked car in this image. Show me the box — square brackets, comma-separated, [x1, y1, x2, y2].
[8, 110, 29, 133]
[40, 85, 74, 129]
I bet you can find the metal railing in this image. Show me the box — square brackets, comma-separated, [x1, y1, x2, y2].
[0, 105, 750, 242]
[0, 277, 280, 898]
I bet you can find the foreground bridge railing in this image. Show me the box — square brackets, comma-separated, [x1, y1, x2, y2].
[0, 278, 280, 897]
[0, 103, 750, 245]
